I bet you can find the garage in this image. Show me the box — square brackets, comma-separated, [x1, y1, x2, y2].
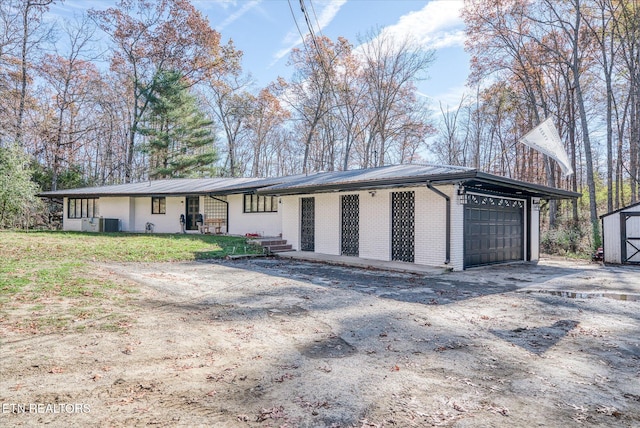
[464, 194, 525, 268]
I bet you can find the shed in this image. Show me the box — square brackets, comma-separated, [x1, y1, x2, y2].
[601, 201, 640, 264]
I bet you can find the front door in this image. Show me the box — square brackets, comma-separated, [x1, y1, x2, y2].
[186, 196, 199, 231]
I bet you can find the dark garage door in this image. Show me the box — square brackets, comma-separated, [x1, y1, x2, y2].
[464, 194, 524, 268]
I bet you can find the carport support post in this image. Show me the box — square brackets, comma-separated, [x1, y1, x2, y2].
[426, 183, 450, 265]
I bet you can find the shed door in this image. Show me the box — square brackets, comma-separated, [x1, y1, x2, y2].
[391, 191, 415, 263]
[300, 197, 315, 251]
[464, 195, 524, 268]
[341, 194, 359, 256]
[622, 212, 640, 264]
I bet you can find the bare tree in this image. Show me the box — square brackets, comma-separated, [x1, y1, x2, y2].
[90, 0, 236, 182]
[16, 0, 54, 146]
[204, 71, 251, 177]
[359, 29, 434, 167]
[38, 15, 100, 190]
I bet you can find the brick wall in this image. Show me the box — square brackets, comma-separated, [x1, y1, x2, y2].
[278, 185, 464, 270]
[449, 186, 465, 271]
[281, 195, 300, 250]
[359, 189, 391, 261]
[315, 193, 340, 255]
[226, 194, 282, 237]
[415, 187, 447, 267]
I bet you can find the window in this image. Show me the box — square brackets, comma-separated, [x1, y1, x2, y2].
[243, 194, 278, 213]
[67, 198, 98, 219]
[152, 197, 166, 214]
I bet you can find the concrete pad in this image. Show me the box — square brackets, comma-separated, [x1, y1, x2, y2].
[275, 250, 449, 275]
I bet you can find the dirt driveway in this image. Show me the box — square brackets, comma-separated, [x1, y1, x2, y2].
[2, 257, 640, 427]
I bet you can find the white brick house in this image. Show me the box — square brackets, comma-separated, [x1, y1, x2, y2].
[41, 177, 291, 235]
[40, 164, 579, 270]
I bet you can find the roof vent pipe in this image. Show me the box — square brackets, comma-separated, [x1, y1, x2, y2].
[426, 182, 450, 265]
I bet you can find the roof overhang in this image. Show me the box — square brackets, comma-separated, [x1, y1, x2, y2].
[37, 168, 580, 201]
[460, 172, 580, 200]
[256, 171, 475, 196]
[257, 170, 580, 200]
[37, 178, 279, 199]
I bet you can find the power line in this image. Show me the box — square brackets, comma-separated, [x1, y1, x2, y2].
[287, 0, 311, 58]
[298, 0, 339, 102]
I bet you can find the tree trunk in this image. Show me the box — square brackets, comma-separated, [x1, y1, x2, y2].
[574, 63, 600, 248]
[16, 1, 30, 145]
[631, 95, 638, 203]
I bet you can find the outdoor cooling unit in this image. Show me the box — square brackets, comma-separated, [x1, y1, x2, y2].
[80, 218, 119, 233]
[102, 218, 119, 232]
[81, 217, 101, 232]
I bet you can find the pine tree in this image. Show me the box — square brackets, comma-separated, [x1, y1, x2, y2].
[0, 144, 40, 228]
[140, 70, 218, 179]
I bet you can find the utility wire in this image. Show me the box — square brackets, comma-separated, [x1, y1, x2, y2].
[287, 0, 313, 59]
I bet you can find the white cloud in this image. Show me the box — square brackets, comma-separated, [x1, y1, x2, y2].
[215, 0, 262, 31]
[314, 0, 346, 29]
[272, 0, 347, 65]
[380, 0, 465, 49]
[423, 84, 470, 113]
[193, 0, 238, 10]
[426, 29, 466, 50]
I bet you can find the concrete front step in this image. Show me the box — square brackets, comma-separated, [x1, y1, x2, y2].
[259, 240, 287, 246]
[248, 237, 292, 254]
[266, 244, 293, 253]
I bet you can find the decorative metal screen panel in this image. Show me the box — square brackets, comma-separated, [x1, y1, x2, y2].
[391, 191, 415, 262]
[466, 194, 524, 209]
[464, 194, 524, 268]
[204, 196, 227, 233]
[341, 194, 359, 256]
[300, 197, 315, 251]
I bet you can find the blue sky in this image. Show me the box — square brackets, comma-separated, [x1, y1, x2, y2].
[200, 0, 469, 108]
[51, 0, 469, 109]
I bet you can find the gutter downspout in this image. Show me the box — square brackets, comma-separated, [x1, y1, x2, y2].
[426, 183, 450, 265]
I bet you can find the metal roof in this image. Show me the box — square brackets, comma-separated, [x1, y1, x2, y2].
[259, 164, 473, 192]
[38, 176, 288, 198]
[257, 164, 580, 200]
[464, 172, 581, 199]
[38, 164, 580, 200]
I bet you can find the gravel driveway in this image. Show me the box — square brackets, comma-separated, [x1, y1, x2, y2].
[2, 257, 639, 427]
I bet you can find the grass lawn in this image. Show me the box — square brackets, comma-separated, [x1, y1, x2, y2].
[0, 231, 262, 334]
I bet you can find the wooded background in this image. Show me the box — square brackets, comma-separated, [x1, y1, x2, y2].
[1, 0, 639, 253]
